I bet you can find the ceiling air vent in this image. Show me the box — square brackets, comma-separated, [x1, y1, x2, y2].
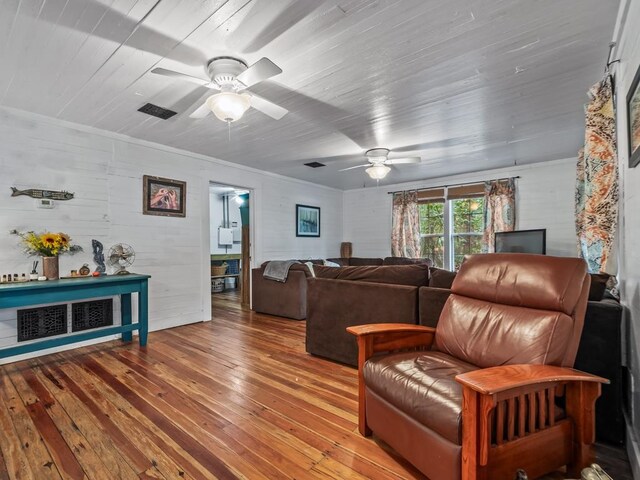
[137, 103, 177, 120]
[304, 162, 326, 168]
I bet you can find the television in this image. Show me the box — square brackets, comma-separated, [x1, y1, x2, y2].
[494, 229, 546, 255]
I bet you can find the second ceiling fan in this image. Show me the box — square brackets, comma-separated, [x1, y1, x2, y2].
[339, 148, 422, 179]
[152, 56, 288, 124]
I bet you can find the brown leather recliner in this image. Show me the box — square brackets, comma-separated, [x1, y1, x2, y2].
[348, 253, 607, 480]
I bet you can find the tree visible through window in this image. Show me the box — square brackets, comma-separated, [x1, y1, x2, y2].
[419, 201, 445, 267]
[452, 198, 485, 270]
[419, 196, 485, 270]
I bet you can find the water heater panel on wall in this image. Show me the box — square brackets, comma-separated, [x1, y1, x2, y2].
[218, 227, 233, 246]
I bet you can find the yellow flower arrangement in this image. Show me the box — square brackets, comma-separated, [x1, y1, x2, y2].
[11, 230, 82, 257]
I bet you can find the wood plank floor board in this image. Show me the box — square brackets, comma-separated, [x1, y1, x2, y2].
[100, 351, 316, 480]
[0, 374, 65, 479]
[37, 361, 169, 478]
[152, 339, 357, 428]
[112, 348, 328, 467]
[0, 289, 631, 479]
[52, 360, 214, 480]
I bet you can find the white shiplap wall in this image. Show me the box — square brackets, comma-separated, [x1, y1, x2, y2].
[343, 158, 578, 259]
[613, 0, 640, 474]
[0, 107, 342, 362]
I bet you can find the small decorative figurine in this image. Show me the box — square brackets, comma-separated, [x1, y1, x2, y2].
[79, 264, 90, 276]
[92, 239, 106, 274]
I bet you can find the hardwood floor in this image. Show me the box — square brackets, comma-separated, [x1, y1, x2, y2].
[0, 291, 631, 479]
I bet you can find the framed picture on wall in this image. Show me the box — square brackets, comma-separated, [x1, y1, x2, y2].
[296, 204, 320, 237]
[143, 175, 186, 217]
[627, 63, 640, 168]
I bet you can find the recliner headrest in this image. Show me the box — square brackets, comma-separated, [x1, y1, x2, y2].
[452, 253, 588, 315]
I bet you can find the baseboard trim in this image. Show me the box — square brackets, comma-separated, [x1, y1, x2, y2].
[625, 412, 640, 479]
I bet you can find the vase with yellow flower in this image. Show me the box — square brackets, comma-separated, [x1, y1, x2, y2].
[11, 230, 83, 280]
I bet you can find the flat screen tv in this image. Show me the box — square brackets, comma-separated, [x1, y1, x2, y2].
[494, 229, 546, 254]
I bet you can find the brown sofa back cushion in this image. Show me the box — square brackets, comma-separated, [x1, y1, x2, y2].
[429, 267, 457, 289]
[589, 273, 610, 301]
[436, 253, 590, 368]
[313, 264, 430, 287]
[349, 257, 384, 266]
[326, 257, 384, 266]
[383, 256, 433, 266]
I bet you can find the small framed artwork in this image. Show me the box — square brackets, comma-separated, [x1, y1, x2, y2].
[296, 204, 320, 237]
[143, 175, 186, 217]
[627, 63, 640, 168]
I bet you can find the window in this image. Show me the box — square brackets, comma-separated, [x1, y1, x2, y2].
[419, 190, 485, 270]
[419, 201, 445, 267]
[451, 198, 485, 270]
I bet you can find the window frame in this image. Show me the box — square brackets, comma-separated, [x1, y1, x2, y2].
[419, 191, 485, 270]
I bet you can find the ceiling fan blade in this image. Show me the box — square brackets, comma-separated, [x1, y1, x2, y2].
[339, 164, 371, 171]
[385, 157, 422, 165]
[237, 58, 283, 88]
[151, 68, 212, 87]
[189, 102, 211, 119]
[249, 94, 288, 120]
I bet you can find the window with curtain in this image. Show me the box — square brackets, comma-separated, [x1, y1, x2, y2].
[418, 185, 485, 270]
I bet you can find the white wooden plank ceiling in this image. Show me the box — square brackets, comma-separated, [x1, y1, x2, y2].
[0, 0, 620, 189]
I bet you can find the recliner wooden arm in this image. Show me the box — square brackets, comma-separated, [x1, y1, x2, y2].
[347, 323, 436, 435]
[347, 323, 436, 360]
[454, 364, 608, 480]
[455, 364, 608, 395]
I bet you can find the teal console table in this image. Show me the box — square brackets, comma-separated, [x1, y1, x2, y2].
[0, 274, 150, 359]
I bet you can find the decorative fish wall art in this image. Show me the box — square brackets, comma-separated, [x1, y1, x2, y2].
[10, 187, 74, 201]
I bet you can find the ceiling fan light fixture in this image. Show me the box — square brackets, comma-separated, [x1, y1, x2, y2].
[366, 164, 391, 179]
[206, 92, 251, 123]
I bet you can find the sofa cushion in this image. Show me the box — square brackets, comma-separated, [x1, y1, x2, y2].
[383, 256, 432, 266]
[364, 351, 478, 444]
[429, 267, 457, 289]
[589, 273, 610, 301]
[349, 257, 384, 266]
[313, 264, 430, 287]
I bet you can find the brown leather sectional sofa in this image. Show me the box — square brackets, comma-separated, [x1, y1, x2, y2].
[251, 257, 431, 320]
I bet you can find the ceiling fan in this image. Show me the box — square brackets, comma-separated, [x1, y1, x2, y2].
[151, 56, 288, 123]
[339, 148, 422, 179]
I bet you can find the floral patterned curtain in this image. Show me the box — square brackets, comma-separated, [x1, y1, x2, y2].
[391, 191, 420, 258]
[482, 178, 516, 253]
[575, 75, 618, 273]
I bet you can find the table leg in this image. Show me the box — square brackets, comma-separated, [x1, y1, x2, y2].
[138, 280, 149, 347]
[121, 293, 132, 342]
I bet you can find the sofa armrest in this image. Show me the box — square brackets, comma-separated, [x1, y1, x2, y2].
[418, 286, 452, 327]
[251, 268, 309, 320]
[306, 278, 419, 366]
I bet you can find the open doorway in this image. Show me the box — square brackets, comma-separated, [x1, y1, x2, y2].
[209, 182, 251, 310]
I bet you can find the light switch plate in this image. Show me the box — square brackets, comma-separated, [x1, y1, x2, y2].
[36, 199, 55, 209]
